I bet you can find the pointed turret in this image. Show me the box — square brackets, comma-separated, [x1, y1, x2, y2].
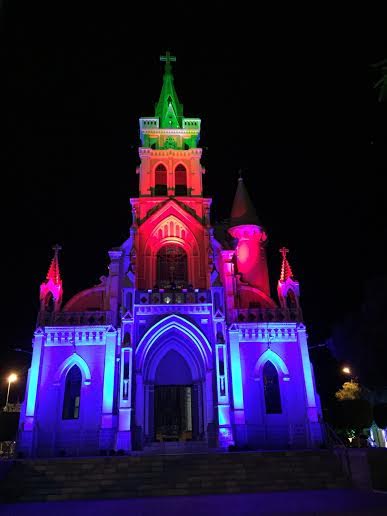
[279, 247, 294, 282]
[155, 51, 183, 128]
[40, 244, 63, 313]
[277, 247, 302, 317]
[46, 245, 61, 285]
[228, 174, 271, 301]
[230, 174, 260, 228]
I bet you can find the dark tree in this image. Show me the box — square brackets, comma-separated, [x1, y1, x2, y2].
[373, 403, 387, 430]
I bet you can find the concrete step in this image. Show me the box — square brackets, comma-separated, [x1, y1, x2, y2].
[142, 441, 211, 454]
[0, 450, 350, 502]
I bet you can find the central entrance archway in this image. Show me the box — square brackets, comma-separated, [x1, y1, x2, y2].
[154, 385, 193, 441]
[135, 315, 213, 447]
[154, 349, 194, 442]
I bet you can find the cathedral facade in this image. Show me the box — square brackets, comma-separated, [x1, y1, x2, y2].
[18, 55, 323, 457]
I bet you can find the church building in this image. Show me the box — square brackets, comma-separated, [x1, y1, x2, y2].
[18, 54, 323, 456]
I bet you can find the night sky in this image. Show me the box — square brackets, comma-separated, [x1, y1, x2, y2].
[3, 5, 387, 404]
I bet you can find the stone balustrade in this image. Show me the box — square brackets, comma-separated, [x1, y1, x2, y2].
[135, 289, 211, 305]
[232, 307, 303, 323]
[38, 311, 113, 327]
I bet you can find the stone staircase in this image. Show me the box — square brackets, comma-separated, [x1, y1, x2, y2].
[0, 450, 350, 503]
[142, 440, 211, 454]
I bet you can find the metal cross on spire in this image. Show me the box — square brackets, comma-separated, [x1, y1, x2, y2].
[160, 51, 176, 73]
[52, 244, 62, 256]
[279, 247, 289, 259]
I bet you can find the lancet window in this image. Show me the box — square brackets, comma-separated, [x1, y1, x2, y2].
[175, 164, 187, 196]
[155, 164, 167, 196]
[263, 361, 282, 414]
[62, 365, 82, 420]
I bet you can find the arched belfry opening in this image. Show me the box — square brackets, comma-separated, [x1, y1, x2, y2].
[156, 244, 188, 287]
[155, 163, 167, 195]
[175, 164, 187, 196]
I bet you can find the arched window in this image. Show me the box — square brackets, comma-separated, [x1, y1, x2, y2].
[286, 289, 297, 309]
[45, 292, 54, 312]
[263, 361, 282, 414]
[62, 365, 82, 420]
[157, 245, 188, 287]
[175, 164, 187, 196]
[155, 164, 167, 196]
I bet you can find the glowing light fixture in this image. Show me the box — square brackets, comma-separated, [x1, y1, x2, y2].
[5, 373, 18, 411]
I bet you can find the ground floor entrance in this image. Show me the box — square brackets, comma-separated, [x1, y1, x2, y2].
[154, 385, 193, 442]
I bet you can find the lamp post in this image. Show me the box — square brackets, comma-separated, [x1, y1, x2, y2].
[5, 373, 17, 411]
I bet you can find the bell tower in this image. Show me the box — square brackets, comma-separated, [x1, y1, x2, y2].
[136, 52, 204, 200]
[130, 53, 212, 290]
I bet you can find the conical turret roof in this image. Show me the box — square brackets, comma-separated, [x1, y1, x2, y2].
[46, 244, 62, 285]
[229, 175, 260, 227]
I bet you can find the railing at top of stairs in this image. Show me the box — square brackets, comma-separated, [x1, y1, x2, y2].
[322, 419, 352, 483]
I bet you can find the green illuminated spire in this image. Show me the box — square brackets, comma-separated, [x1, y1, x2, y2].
[156, 52, 183, 128]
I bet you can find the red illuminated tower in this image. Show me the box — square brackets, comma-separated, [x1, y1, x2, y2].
[130, 52, 212, 290]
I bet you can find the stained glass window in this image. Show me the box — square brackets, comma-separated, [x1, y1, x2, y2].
[157, 245, 188, 287]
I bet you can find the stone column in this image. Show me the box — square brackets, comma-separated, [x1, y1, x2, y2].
[100, 326, 117, 450]
[229, 326, 247, 445]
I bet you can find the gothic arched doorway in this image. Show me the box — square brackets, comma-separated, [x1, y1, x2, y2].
[154, 350, 193, 441]
[135, 315, 213, 447]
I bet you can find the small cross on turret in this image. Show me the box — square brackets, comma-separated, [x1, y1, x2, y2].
[52, 244, 62, 256]
[279, 247, 289, 260]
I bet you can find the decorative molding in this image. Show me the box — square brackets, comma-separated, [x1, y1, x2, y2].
[54, 352, 92, 386]
[135, 304, 211, 316]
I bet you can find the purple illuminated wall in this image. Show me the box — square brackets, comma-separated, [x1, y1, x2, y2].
[17, 55, 323, 457]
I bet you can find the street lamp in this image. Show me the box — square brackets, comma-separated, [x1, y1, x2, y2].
[5, 373, 17, 411]
[342, 366, 351, 375]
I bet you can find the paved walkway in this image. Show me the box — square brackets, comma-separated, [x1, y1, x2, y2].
[1, 489, 387, 515]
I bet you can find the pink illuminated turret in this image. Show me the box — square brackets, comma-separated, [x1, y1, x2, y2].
[40, 244, 63, 312]
[228, 174, 272, 307]
[277, 247, 301, 316]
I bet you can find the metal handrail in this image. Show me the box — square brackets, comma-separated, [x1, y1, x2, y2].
[322, 420, 352, 482]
